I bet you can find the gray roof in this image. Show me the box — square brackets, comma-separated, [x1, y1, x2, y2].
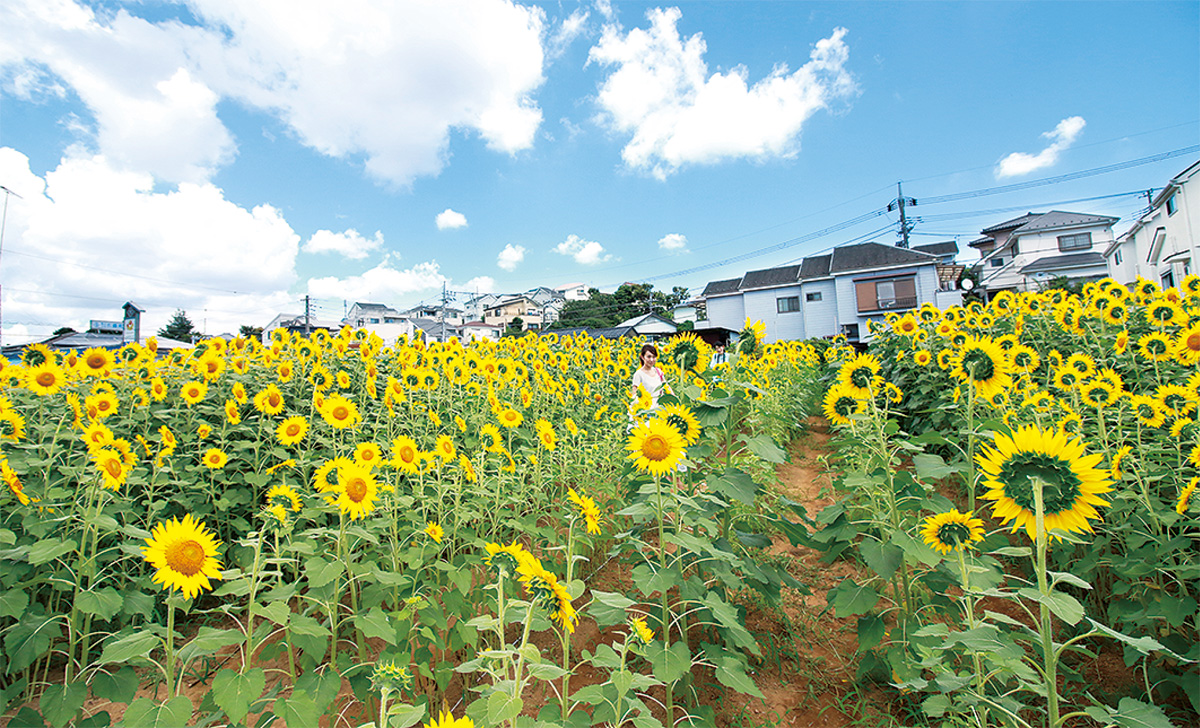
[615, 313, 677, 329]
[740, 264, 801, 289]
[1019, 252, 1107, 274]
[701, 277, 743, 296]
[912, 241, 959, 258]
[828, 242, 938, 274]
[1011, 210, 1118, 235]
[982, 213, 1040, 234]
[800, 254, 832, 279]
[967, 236, 995, 249]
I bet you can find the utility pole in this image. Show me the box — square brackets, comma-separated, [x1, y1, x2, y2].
[304, 295, 311, 335]
[887, 182, 918, 248]
[0, 185, 24, 350]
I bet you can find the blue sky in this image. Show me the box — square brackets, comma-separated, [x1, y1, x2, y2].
[0, 0, 1196, 340]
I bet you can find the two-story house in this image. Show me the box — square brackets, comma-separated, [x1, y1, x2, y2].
[1105, 159, 1200, 289]
[971, 210, 1117, 293]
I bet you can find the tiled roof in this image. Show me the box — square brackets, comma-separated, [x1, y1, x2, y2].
[1011, 210, 1119, 235]
[701, 277, 743, 296]
[740, 264, 801, 289]
[981, 213, 1040, 234]
[799, 254, 832, 279]
[912, 241, 959, 257]
[829, 242, 937, 273]
[967, 236, 994, 248]
[1019, 252, 1107, 274]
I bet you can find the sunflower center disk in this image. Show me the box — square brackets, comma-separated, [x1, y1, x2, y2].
[642, 435, 671, 462]
[166, 539, 207, 576]
[37, 373, 56, 387]
[999, 455, 1082, 514]
[345, 477, 368, 503]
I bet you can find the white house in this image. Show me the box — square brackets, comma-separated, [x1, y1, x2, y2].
[700, 241, 948, 343]
[1105, 159, 1200, 289]
[971, 211, 1117, 293]
[554, 282, 590, 301]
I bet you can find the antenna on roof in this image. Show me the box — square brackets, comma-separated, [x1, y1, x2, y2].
[887, 182, 918, 248]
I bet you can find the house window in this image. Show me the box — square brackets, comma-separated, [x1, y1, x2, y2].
[1057, 232, 1092, 252]
[989, 257, 1005, 267]
[1162, 269, 1175, 289]
[1112, 249, 1122, 265]
[805, 291, 823, 302]
[1166, 194, 1177, 216]
[855, 276, 917, 312]
[777, 296, 800, 313]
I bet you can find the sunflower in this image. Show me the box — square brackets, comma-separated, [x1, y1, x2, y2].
[1146, 298, 1185, 328]
[913, 349, 932, 367]
[142, 514, 224, 599]
[254, 385, 286, 416]
[520, 560, 578, 633]
[354, 442, 384, 469]
[93, 448, 129, 490]
[267, 484, 302, 512]
[180, 380, 208, 405]
[535, 419, 557, 450]
[838, 353, 882, 396]
[0, 410, 25, 442]
[1128, 395, 1166, 428]
[1178, 478, 1199, 515]
[1156, 384, 1196, 418]
[224, 399, 241, 425]
[1079, 377, 1119, 409]
[202, 448, 229, 470]
[567, 488, 601, 535]
[276, 416, 308, 447]
[424, 709, 474, 728]
[25, 362, 66, 396]
[434, 434, 457, 462]
[1174, 325, 1200, 365]
[2, 458, 29, 505]
[78, 347, 115, 377]
[951, 336, 1012, 400]
[333, 461, 377, 520]
[626, 417, 685, 477]
[1114, 331, 1129, 355]
[424, 521, 444, 544]
[822, 382, 865, 427]
[1009, 345, 1040, 372]
[659, 403, 701, 446]
[630, 616, 655, 645]
[479, 423, 503, 453]
[320, 395, 361, 429]
[977, 424, 1113, 540]
[498, 407, 523, 429]
[920, 509, 986, 555]
[390, 435, 421, 475]
[197, 424, 212, 439]
[458, 454, 477, 482]
[231, 382, 248, 404]
[484, 540, 538, 577]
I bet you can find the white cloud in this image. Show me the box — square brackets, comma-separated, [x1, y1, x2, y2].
[588, 9, 856, 179]
[436, 208, 468, 230]
[658, 233, 687, 251]
[302, 228, 384, 259]
[995, 116, 1087, 179]
[463, 275, 496, 294]
[2, 0, 549, 187]
[497, 243, 527, 271]
[0, 147, 299, 340]
[554, 234, 611, 265]
[307, 259, 447, 301]
[549, 9, 590, 59]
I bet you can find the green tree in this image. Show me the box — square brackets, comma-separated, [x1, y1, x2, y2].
[239, 325, 264, 339]
[158, 310, 195, 341]
[504, 317, 525, 337]
[52, 326, 77, 336]
[552, 284, 689, 329]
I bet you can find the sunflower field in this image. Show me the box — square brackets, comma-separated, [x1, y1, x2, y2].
[0, 324, 821, 728]
[814, 278, 1199, 728]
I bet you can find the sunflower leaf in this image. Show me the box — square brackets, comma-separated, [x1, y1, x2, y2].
[122, 697, 193, 728]
[98, 630, 159, 666]
[176, 627, 244, 664]
[211, 668, 265, 726]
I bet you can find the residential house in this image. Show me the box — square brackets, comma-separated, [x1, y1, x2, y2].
[699, 241, 948, 343]
[262, 312, 340, 344]
[970, 211, 1117, 293]
[484, 295, 553, 331]
[411, 319, 460, 343]
[460, 321, 504, 342]
[398, 304, 463, 325]
[341, 302, 417, 342]
[1105, 159, 1200, 288]
[462, 293, 502, 322]
[554, 282, 590, 301]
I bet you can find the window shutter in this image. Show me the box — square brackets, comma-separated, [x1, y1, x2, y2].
[855, 281, 877, 312]
[895, 277, 916, 301]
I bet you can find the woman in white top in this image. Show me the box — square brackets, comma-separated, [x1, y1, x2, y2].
[630, 343, 667, 414]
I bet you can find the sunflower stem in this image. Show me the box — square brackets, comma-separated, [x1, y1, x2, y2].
[165, 599, 177, 699]
[1032, 478, 1060, 728]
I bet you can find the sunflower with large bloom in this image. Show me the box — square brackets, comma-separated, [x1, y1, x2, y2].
[976, 424, 1113, 540]
[659, 403, 701, 446]
[920, 509, 986, 555]
[202, 448, 229, 470]
[424, 709, 474, 728]
[567, 487, 602, 535]
[320, 395, 361, 429]
[951, 336, 1012, 400]
[822, 382, 865, 427]
[497, 407, 523, 429]
[390, 435, 421, 475]
[142, 514, 224, 599]
[254, 385, 286, 416]
[333, 461, 378, 520]
[626, 417, 685, 476]
[78, 347, 116, 377]
[520, 562, 578, 634]
[25, 362, 67, 396]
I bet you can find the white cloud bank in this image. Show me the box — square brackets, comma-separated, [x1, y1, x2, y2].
[658, 233, 687, 251]
[436, 209, 468, 230]
[995, 116, 1086, 179]
[302, 229, 384, 259]
[497, 243, 526, 271]
[554, 234, 611, 265]
[588, 9, 857, 179]
[1, 0, 549, 187]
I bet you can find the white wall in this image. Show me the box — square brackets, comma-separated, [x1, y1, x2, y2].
[801, 279, 838, 339]
[706, 294, 745, 332]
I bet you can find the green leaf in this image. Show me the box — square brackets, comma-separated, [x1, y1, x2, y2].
[1085, 620, 1187, 662]
[0, 589, 28, 619]
[275, 690, 320, 727]
[387, 703, 427, 728]
[827, 579, 880, 618]
[912, 453, 955, 480]
[356, 608, 397, 645]
[738, 433, 787, 464]
[26, 538, 76, 565]
[715, 657, 764, 698]
[295, 669, 342, 712]
[525, 663, 568, 681]
[40, 682, 86, 728]
[176, 627, 244, 664]
[1110, 697, 1177, 728]
[486, 691, 523, 726]
[1016, 588, 1084, 625]
[706, 468, 759, 506]
[648, 640, 691, 685]
[211, 668, 265, 725]
[1048, 570, 1093, 591]
[6, 618, 58, 673]
[860, 540, 903, 581]
[857, 614, 886, 652]
[258, 601, 291, 626]
[99, 630, 159, 665]
[75, 589, 124, 621]
[305, 557, 343, 589]
[76, 712, 111, 728]
[91, 666, 139, 704]
[891, 530, 943, 567]
[703, 592, 759, 655]
[122, 697, 193, 728]
[7, 707, 45, 728]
